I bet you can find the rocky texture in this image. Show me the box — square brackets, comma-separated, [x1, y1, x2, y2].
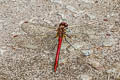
[0, 0, 120, 80]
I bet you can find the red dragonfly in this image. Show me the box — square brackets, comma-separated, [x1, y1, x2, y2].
[54, 22, 69, 72]
[14, 19, 80, 72]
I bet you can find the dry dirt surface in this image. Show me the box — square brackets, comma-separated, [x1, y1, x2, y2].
[0, 0, 120, 80]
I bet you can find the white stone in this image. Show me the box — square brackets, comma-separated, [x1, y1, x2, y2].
[80, 0, 94, 3]
[106, 68, 117, 74]
[74, 11, 85, 17]
[81, 49, 93, 56]
[90, 60, 100, 68]
[103, 37, 115, 46]
[0, 24, 3, 30]
[51, 0, 62, 4]
[80, 74, 92, 80]
[0, 48, 6, 55]
[66, 5, 78, 13]
[87, 13, 96, 19]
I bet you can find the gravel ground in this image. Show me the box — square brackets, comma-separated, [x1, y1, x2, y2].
[0, 0, 120, 80]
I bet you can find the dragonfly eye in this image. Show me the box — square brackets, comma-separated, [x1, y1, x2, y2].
[59, 22, 68, 27]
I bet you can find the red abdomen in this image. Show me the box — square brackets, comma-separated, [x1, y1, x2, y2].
[54, 37, 63, 72]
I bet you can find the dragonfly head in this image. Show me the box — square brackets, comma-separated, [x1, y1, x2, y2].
[59, 22, 68, 29]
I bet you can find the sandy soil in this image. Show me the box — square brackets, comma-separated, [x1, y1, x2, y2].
[0, 0, 120, 80]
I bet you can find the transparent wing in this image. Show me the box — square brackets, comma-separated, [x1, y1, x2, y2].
[64, 23, 109, 56]
[21, 21, 56, 37]
[12, 21, 58, 51]
[66, 25, 87, 41]
[64, 24, 97, 52]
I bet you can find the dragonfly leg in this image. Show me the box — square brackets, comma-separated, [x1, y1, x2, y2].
[64, 37, 76, 50]
[53, 36, 57, 39]
[53, 33, 58, 39]
[65, 34, 71, 39]
[66, 44, 71, 53]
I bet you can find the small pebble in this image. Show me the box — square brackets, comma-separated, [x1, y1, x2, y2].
[80, 74, 92, 80]
[81, 49, 93, 56]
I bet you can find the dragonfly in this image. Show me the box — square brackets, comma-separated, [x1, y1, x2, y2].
[13, 19, 86, 72]
[54, 22, 74, 72]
